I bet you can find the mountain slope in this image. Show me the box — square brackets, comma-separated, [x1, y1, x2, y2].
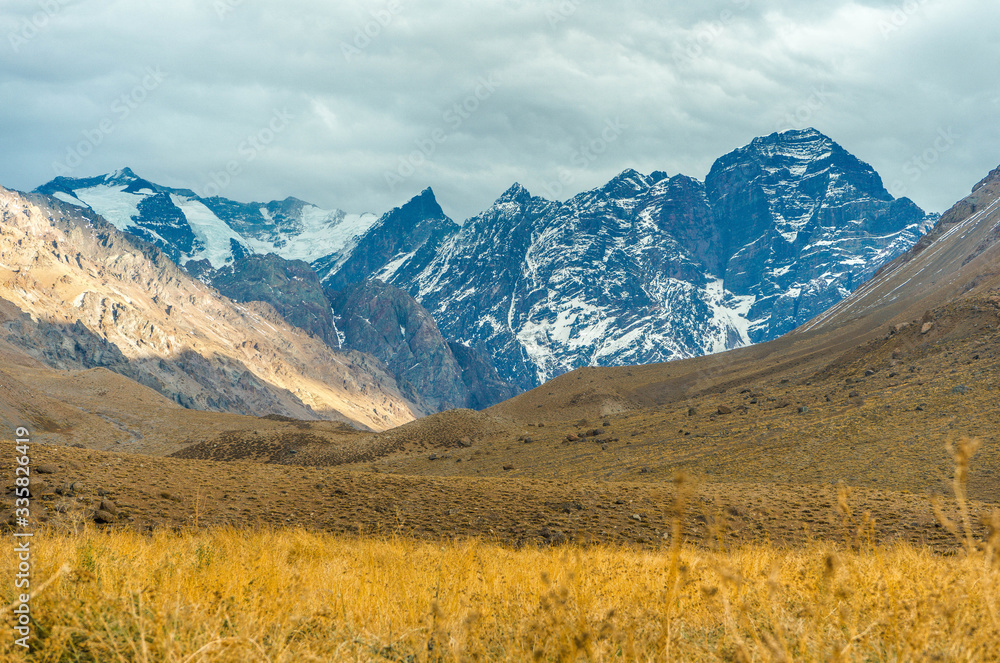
[211, 253, 341, 349]
[0, 186, 420, 431]
[326, 280, 518, 412]
[328, 280, 471, 412]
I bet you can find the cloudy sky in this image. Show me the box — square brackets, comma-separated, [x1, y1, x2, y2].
[1, 0, 998, 221]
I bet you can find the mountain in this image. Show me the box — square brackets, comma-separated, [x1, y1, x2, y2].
[34, 167, 378, 271]
[34, 171, 519, 409]
[705, 129, 935, 339]
[0, 186, 421, 432]
[315, 129, 934, 390]
[489, 158, 1000, 426]
[36, 129, 936, 394]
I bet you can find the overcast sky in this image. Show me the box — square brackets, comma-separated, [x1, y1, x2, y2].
[1, 0, 998, 221]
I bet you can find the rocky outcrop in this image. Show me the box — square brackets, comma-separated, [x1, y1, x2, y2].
[317, 187, 458, 292]
[211, 253, 340, 348]
[328, 280, 515, 412]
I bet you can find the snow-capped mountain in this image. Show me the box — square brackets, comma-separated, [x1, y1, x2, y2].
[0, 186, 421, 431]
[35, 129, 937, 395]
[317, 129, 936, 390]
[35, 168, 377, 271]
[705, 129, 937, 340]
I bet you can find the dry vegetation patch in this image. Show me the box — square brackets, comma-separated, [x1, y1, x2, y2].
[1, 526, 998, 661]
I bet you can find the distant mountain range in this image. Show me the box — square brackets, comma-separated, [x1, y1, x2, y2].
[35, 128, 937, 400]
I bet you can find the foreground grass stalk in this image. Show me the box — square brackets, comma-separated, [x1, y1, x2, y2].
[1, 526, 998, 662]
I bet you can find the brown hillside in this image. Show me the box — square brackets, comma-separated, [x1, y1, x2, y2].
[0, 187, 422, 431]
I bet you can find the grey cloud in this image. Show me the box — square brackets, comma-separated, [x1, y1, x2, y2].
[1, 0, 998, 221]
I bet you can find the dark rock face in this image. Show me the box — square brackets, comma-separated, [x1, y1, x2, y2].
[211, 253, 339, 348]
[328, 281, 472, 412]
[126, 193, 201, 263]
[653, 174, 725, 278]
[1, 309, 131, 372]
[447, 341, 518, 410]
[705, 129, 934, 340]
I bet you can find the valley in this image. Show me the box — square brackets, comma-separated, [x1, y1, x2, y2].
[2, 133, 999, 661]
[7, 0, 1000, 657]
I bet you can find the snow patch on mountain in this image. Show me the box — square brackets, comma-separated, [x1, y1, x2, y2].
[283, 205, 378, 262]
[71, 185, 144, 231]
[704, 279, 755, 354]
[52, 191, 87, 207]
[168, 195, 248, 267]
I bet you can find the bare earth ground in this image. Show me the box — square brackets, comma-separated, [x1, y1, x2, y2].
[1, 442, 993, 555]
[2, 299, 999, 556]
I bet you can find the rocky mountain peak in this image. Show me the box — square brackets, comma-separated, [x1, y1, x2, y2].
[599, 168, 650, 199]
[496, 182, 533, 205]
[104, 167, 140, 185]
[715, 128, 891, 202]
[315, 185, 459, 291]
[398, 186, 446, 220]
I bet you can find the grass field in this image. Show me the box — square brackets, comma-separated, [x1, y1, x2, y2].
[2, 511, 998, 662]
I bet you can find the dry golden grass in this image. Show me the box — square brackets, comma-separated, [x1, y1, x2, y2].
[2, 517, 998, 662]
